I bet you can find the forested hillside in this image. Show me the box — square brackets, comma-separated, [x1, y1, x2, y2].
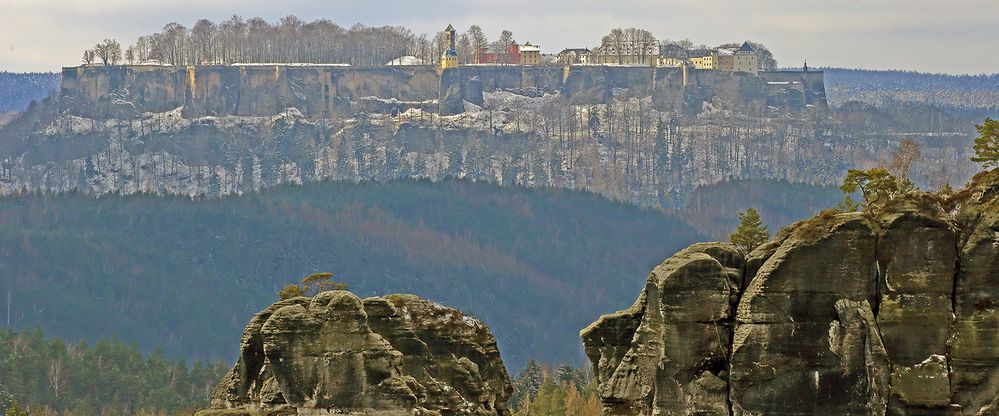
[679, 179, 843, 239]
[0, 328, 228, 415]
[0, 72, 59, 115]
[0, 179, 702, 369]
[824, 67, 999, 114]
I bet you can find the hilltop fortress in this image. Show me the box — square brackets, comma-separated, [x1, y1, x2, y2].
[59, 64, 826, 119]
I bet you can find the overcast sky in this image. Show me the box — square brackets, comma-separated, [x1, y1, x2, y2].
[1, 0, 997, 74]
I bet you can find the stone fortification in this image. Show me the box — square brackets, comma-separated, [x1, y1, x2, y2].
[59, 64, 826, 119]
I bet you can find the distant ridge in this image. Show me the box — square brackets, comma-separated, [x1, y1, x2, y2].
[0, 72, 60, 113]
[822, 67, 999, 112]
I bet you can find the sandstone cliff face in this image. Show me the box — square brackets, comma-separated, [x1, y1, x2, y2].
[582, 171, 999, 415]
[3, 65, 975, 208]
[200, 290, 511, 416]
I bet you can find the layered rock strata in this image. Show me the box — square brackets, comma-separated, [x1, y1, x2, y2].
[582, 170, 999, 415]
[199, 291, 511, 416]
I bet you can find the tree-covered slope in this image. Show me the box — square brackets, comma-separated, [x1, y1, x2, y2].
[0, 179, 703, 369]
[824, 67, 999, 114]
[680, 178, 844, 239]
[0, 72, 59, 114]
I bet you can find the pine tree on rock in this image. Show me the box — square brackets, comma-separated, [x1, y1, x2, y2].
[972, 118, 999, 169]
[730, 208, 769, 253]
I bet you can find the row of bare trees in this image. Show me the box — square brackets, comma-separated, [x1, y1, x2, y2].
[106, 16, 518, 67]
[81, 39, 122, 66]
[87, 17, 777, 69]
[125, 16, 420, 66]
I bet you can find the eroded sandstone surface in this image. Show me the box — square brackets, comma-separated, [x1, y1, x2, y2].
[582, 170, 999, 415]
[198, 291, 511, 416]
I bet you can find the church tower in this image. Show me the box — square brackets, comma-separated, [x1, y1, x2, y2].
[441, 24, 459, 70]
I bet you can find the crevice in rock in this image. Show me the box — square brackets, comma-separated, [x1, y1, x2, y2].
[872, 223, 882, 318]
[947, 235, 961, 407]
[872, 308, 893, 415]
[724, 259, 750, 416]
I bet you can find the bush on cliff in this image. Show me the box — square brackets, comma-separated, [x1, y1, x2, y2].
[840, 168, 906, 214]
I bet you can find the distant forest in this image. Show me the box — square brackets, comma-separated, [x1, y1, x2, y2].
[824, 67, 999, 113]
[0, 327, 598, 416]
[0, 328, 228, 415]
[0, 73, 59, 114]
[0, 179, 704, 369]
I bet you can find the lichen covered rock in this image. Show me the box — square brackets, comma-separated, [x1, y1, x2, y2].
[199, 290, 511, 416]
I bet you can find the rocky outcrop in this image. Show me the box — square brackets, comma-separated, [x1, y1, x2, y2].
[199, 290, 511, 416]
[580, 243, 742, 415]
[582, 170, 999, 415]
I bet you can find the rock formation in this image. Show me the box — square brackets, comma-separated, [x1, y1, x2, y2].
[198, 291, 512, 416]
[582, 170, 999, 415]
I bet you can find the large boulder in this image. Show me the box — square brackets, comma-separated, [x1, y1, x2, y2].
[199, 290, 511, 416]
[730, 211, 889, 415]
[583, 170, 999, 416]
[580, 243, 743, 415]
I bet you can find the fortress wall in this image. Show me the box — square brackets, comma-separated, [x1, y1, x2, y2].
[759, 70, 828, 107]
[60, 65, 825, 119]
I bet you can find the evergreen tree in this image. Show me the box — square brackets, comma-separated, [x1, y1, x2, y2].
[971, 118, 999, 169]
[0, 328, 228, 415]
[511, 359, 544, 408]
[729, 208, 769, 253]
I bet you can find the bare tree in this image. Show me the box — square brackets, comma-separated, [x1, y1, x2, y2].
[48, 358, 65, 398]
[94, 39, 122, 65]
[457, 33, 472, 64]
[491, 30, 514, 64]
[191, 19, 217, 64]
[466, 25, 488, 63]
[889, 139, 921, 188]
[161, 23, 187, 65]
[82, 49, 96, 65]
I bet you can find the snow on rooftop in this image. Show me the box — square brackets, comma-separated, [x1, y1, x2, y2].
[231, 63, 351, 66]
[386, 56, 427, 66]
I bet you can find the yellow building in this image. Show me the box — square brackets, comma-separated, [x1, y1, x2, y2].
[687, 45, 757, 74]
[519, 42, 541, 65]
[440, 24, 458, 70]
[733, 42, 759, 75]
[689, 52, 717, 70]
[656, 56, 685, 67]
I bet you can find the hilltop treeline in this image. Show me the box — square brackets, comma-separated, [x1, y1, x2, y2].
[117, 16, 486, 67]
[0, 328, 228, 416]
[90, 15, 775, 69]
